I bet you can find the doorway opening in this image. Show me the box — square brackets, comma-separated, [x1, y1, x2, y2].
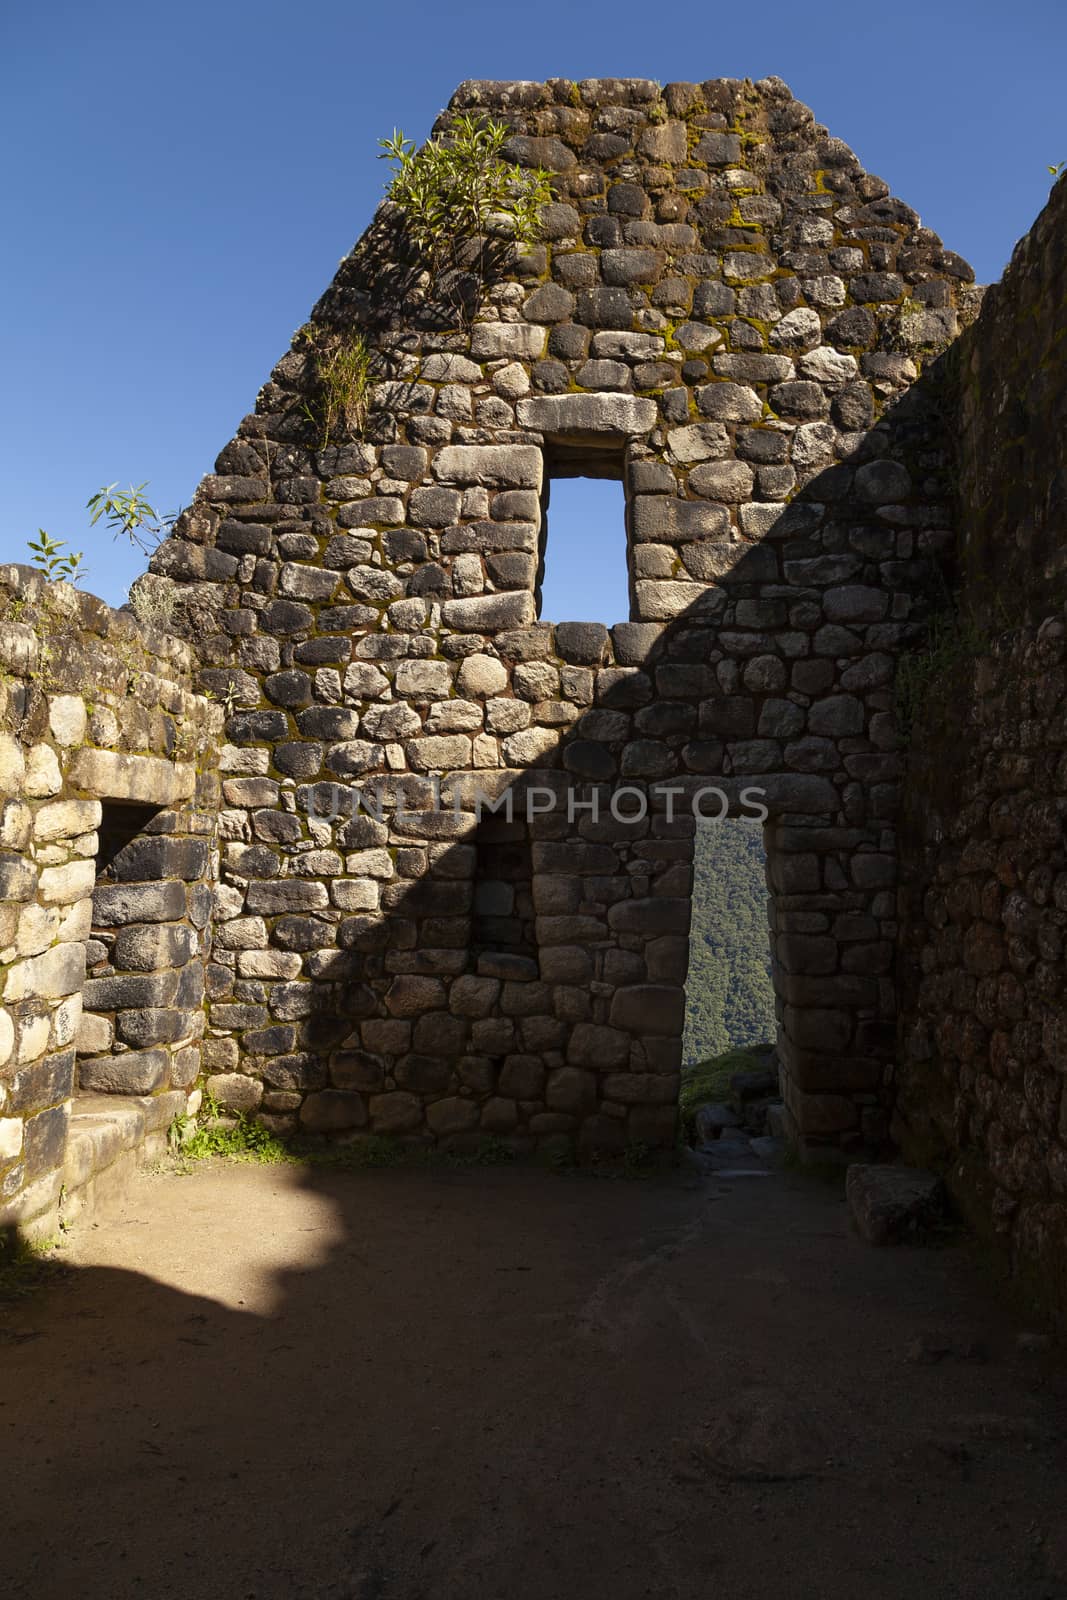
[682, 817, 776, 1069]
[77, 800, 170, 1093]
[471, 824, 536, 964]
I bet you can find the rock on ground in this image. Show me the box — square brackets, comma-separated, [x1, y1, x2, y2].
[846, 1162, 944, 1245]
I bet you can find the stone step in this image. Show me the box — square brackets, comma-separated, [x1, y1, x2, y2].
[846, 1163, 944, 1246]
[62, 1091, 188, 1223]
[694, 1102, 743, 1142]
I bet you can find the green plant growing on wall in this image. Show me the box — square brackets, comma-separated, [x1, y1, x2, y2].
[87, 482, 179, 555]
[295, 325, 373, 447]
[21, 481, 178, 587]
[204, 675, 243, 722]
[378, 113, 553, 272]
[26, 529, 86, 584]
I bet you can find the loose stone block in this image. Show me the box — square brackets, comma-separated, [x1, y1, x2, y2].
[845, 1165, 943, 1245]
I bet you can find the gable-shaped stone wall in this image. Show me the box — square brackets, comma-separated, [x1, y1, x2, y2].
[147, 75, 979, 1158]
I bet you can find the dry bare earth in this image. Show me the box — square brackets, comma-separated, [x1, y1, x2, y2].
[2, 1157, 1066, 1600]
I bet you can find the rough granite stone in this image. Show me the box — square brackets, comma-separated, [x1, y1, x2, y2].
[2, 76, 1019, 1195]
[845, 1165, 944, 1246]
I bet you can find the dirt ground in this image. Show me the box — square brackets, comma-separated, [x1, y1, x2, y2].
[2, 1153, 1066, 1600]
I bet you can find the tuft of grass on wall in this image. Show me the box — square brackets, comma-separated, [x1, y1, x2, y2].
[294, 325, 373, 448]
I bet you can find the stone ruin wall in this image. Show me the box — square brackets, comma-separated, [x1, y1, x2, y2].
[3, 77, 1066, 1321]
[896, 172, 1067, 1325]
[142, 75, 979, 1160]
[0, 565, 220, 1233]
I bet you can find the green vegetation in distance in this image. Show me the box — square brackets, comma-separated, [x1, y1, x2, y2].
[682, 819, 776, 1063]
[679, 1043, 774, 1138]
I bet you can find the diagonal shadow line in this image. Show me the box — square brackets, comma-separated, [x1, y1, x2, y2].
[215, 353, 956, 1157]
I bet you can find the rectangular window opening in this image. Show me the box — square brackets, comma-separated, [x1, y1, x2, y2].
[538, 448, 629, 627]
[95, 801, 164, 880]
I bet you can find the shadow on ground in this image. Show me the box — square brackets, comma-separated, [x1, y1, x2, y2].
[2, 1157, 1066, 1600]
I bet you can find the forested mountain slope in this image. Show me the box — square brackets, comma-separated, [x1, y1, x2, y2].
[682, 820, 776, 1064]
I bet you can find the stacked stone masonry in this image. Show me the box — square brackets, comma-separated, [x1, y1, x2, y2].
[0, 565, 220, 1233]
[145, 75, 982, 1160]
[4, 77, 1066, 1328]
[896, 171, 1067, 1328]
[952, 169, 1067, 629]
[897, 623, 1067, 1325]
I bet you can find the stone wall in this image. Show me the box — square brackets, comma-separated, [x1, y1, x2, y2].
[954, 173, 1067, 627]
[895, 175, 1067, 1325]
[4, 79, 1064, 1247]
[148, 75, 978, 1158]
[0, 565, 220, 1233]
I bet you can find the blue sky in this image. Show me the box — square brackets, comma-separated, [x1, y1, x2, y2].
[1, 0, 1062, 619]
